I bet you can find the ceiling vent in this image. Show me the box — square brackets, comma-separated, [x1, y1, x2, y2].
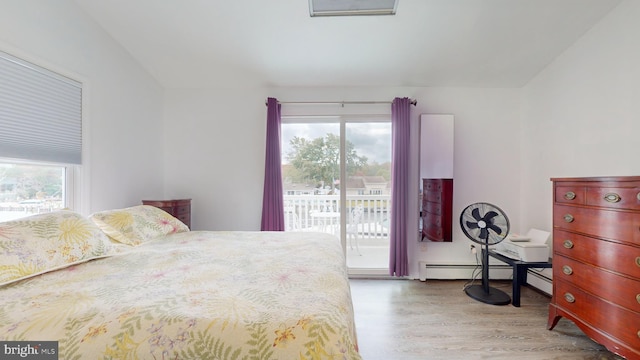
[309, 0, 398, 17]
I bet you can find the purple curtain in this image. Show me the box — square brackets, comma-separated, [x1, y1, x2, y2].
[260, 98, 285, 231]
[389, 97, 411, 276]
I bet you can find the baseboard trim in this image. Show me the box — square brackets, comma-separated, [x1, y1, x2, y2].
[348, 268, 396, 279]
[346, 263, 554, 295]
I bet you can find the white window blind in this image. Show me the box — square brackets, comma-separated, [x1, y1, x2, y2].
[0, 51, 82, 164]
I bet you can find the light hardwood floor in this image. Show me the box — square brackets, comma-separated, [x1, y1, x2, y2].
[349, 279, 625, 360]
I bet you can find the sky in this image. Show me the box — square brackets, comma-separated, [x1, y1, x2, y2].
[281, 122, 391, 164]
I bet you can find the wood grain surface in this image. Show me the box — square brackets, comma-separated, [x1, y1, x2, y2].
[350, 279, 624, 360]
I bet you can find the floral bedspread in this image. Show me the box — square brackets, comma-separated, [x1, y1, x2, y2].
[0, 231, 361, 360]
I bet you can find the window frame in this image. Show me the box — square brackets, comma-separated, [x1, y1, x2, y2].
[0, 47, 87, 216]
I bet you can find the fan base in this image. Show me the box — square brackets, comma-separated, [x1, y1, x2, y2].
[464, 285, 511, 305]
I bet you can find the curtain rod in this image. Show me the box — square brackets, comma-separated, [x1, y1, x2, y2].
[265, 99, 417, 106]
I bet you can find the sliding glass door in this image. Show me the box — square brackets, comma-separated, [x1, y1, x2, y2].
[281, 117, 391, 274]
[343, 122, 391, 272]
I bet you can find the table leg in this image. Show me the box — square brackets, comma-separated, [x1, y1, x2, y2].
[512, 265, 522, 307]
[512, 265, 530, 307]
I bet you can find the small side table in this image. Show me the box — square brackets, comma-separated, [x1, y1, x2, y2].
[142, 199, 191, 229]
[487, 249, 552, 307]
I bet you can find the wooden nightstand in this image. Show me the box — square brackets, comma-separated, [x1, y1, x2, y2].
[142, 199, 191, 229]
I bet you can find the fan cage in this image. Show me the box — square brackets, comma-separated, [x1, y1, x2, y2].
[460, 202, 510, 246]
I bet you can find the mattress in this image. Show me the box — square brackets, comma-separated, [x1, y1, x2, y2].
[0, 230, 361, 359]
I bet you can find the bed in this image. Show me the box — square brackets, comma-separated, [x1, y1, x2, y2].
[0, 206, 362, 360]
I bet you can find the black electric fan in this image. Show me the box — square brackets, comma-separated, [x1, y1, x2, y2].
[460, 202, 511, 305]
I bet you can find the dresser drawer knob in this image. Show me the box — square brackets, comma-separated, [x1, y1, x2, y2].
[636, 293, 640, 305]
[637, 192, 640, 202]
[563, 214, 574, 223]
[636, 257, 640, 268]
[604, 193, 621, 203]
[564, 293, 576, 303]
[563, 240, 574, 249]
[562, 265, 573, 275]
[564, 191, 576, 200]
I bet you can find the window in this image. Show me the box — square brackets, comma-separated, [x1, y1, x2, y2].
[0, 161, 71, 221]
[0, 51, 82, 219]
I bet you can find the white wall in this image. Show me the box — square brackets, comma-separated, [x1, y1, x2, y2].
[0, 0, 165, 214]
[164, 86, 522, 279]
[410, 88, 521, 279]
[163, 87, 268, 230]
[521, 0, 640, 234]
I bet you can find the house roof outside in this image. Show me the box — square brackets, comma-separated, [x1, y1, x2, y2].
[285, 176, 390, 194]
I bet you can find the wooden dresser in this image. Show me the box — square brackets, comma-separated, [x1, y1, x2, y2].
[421, 178, 453, 242]
[548, 176, 640, 359]
[142, 199, 191, 229]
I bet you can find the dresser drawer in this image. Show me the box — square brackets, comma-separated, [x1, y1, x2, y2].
[424, 179, 444, 191]
[424, 213, 442, 227]
[554, 229, 640, 279]
[586, 186, 640, 210]
[555, 279, 640, 349]
[154, 206, 173, 213]
[423, 224, 444, 241]
[176, 213, 190, 226]
[555, 186, 586, 205]
[424, 201, 443, 215]
[554, 255, 640, 312]
[553, 204, 640, 246]
[175, 204, 190, 215]
[425, 190, 443, 203]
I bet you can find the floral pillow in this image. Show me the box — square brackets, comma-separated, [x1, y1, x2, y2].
[0, 210, 115, 286]
[89, 205, 189, 246]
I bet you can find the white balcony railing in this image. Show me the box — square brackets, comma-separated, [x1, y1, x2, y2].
[283, 195, 390, 242]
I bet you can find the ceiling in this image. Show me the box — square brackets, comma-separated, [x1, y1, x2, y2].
[73, 0, 621, 89]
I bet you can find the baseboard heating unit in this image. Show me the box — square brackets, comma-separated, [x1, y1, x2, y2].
[524, 267, 552, 295]
[418, 262, 512, 281]
[418, 262, 553, 295]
